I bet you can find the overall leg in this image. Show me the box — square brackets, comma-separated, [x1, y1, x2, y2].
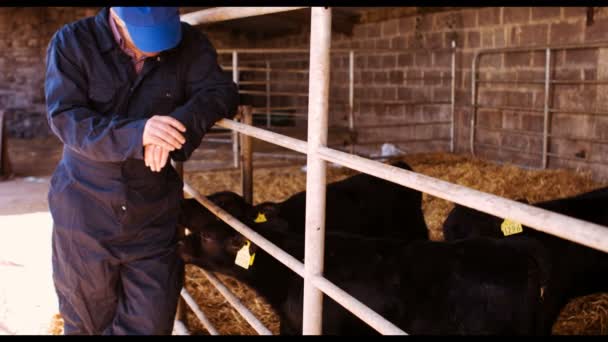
[105, 244, 184, 335]
[52, 225, 121, 335]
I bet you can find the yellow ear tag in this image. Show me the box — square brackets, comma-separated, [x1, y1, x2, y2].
[235, 241, 256, 270]
[254, 212, 267, 223]
[501, 219, 523, 236]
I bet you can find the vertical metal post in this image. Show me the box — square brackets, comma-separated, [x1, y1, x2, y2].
[266, 60, 271, 128]
[0, 110, 10, 178]
[348, 50, 355, 155]
[470, 53, 479, 156]
[232, 51, 240, 168]
[302, 7, 331, 335]
[450, 40, 456, 153]
[542, 48, 551, 169]
[240, 106, 254, 205]
[172, 158, 187, 328]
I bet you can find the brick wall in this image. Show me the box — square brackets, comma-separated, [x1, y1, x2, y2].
[0, 7, 248, 138]
[239, 7, 608, 181]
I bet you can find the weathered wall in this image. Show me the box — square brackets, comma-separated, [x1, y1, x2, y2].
[0, 7, 248, 138]
[243, 7, 608, 180]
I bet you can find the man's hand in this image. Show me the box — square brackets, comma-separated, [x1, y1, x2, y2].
[142, 115, 187, 151]
[144, 144, 170, 172]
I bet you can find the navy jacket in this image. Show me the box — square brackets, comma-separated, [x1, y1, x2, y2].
[45, 8, 238, 246]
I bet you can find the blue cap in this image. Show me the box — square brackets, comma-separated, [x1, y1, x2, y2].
[112, 7, 182, 53]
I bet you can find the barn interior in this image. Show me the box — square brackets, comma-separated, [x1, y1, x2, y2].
[0, 6, 607, 336]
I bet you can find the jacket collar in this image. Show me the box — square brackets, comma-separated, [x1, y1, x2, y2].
[93, 7, 116, 54]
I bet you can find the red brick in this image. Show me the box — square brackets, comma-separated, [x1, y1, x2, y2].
[585, 18, 608, 42]
[477, 129, 501, 145]
[501, 134, 529, 151]
[373, 71, 388, 84]
[595, 117, 608, 140]
[565, 49, 598, 65]
[391, 36, 407, 49]
[382, 87, 397, 100]
[504, 51, 532, 67]
[389, 70, 403, 84]
[415, 51, 432, 67]
[376, 38, 391, 49]
[478, 7, 501, 26]
[550, 21, 584, 44]
[398, 53, 414, 67]
[517, 69, 545, 82]
[382, 19, 399, 37]
[481, 30, 493, 47]
[519, 24, 548, 46]
[424, 70, 442, 86]
[433, 87, 451, 102]
[531, 7, 561, 21]
[478, 109, 503, 128]
[398, 17, 415, 34]
[479, 54, 502, 69]
[433, 52, 452, 68]
[502, 110, 522, 129]
[494, 28, 506, 47]
[427, 32, 443, 48]
[554, 69, 581, 80]
[503, 7, 530, 24]
[584, 68, 597, 80]
[366, 24, 381, 38]
[521, 113, 544, 131]
[415, 15, 433, 32]
[381, 54, 397, 68]
[531, 51, 547, 68]
[467, 31, 481, 48]
[368, 55, 381, 68]
[564, 7, 586, 18]
[398, 87, 412, 101]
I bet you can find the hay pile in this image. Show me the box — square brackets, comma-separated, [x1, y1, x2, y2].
[48, 152, 608, 335]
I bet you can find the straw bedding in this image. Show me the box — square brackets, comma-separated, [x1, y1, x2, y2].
[49, 152, 608, 335]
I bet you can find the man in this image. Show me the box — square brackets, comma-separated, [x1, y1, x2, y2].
[44, 7, 238, 335]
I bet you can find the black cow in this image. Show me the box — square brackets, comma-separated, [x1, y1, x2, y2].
[178, 205, 544, 335]
[442, 186, 608, 335]
[179, 160, 429, 242]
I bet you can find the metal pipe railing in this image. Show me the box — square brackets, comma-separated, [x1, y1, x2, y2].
[181, 7, 307, 26]
[542, 48, 551, 169]
[450, 40, 456, 153]
[302, 7, 331, 335]
[180, 288, 220, 335]
[215, 116, 608, 253]
[240, 106, 253, 205]
[232, 51, 240, 168]
[182, 183, 408, 335]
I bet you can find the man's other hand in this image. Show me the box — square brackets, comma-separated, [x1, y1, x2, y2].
[144, 144, 170, 172]
[142, 115, 187, 151]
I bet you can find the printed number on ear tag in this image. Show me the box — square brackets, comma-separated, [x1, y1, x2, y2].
[254, 212, 267, 223]
[235, 241, 256, 270]
[501, 219, 523, 236]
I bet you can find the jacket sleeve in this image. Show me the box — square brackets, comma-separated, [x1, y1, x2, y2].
[168, 29, 239, 162]
[44, 29, 147, 162]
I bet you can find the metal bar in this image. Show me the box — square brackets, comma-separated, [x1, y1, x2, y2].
[358, 100, 452, 105]
[240, 106, 253, 205]
[217, 47, 455, 54]
[355, 121, 451, 129]
[348, 50, 355, 155]
[450, 40, 456, 153]
[549, 108, 608, 116]
[470, 53, 479, 156]
[216, 119, 308, 154]
[239, 90, 309, 97]
[173, 319, 190, 335]
[476, 79, 545, 85]
[476, 125, 542, 137]
[196, 266, 273, 335]
[474, 41, 608, 56]
[222, 66, 310, 74]
[180, 7, 307, 26]
[476, 142, 541, 155]
[182, 183, 408, 335]
[266, 60, 271, 128]
[180, 288, 220, 335]
[472, 104, 545, 113]
[171, 157, 186, 327]
[548, 134, 608, 144]
[542, 48, 551, 169]
[316, 146, 608, 253]
[356, 138, 450, 145]
[232, 51, 240, 169]
[251, 106, 308, 111]
[302, 7, 331, 335]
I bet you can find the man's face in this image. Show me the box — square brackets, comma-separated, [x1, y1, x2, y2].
[109, 8, 161, 58]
